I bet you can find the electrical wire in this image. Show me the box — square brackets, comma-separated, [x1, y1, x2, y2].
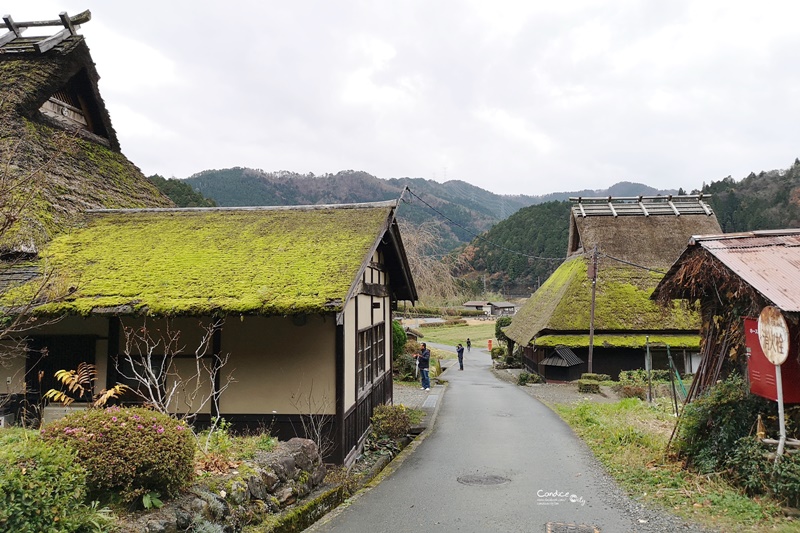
[400, 186, 669, 274]
[400, 187, 568, 262]
[599, 252, 667, 274]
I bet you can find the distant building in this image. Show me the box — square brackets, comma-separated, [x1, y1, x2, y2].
[462, 301, 516, 316]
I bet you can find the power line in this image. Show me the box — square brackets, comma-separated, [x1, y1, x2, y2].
[400, 187, 668, 274]
[599, 252, 667, 274]
[400, 187, 567, 262]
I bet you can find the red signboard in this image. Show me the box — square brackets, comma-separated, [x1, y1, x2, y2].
[745, 317, 800, 403]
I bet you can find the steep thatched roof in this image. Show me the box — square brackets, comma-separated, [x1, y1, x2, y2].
[566, 197, 722, 269]
[0, 11, 172, 254]
[505, 196, 721, 347]
[4, 202, 417, 317]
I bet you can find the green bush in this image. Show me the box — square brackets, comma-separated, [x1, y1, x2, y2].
[581, 373, 611, 382]
[577, 380, 600, 394]
[0, 428, 102, 533]
[495, 316, 512, 346]
[727, 437, 770, 496]
[517, 372, 531, 386]
[490, 346, 505, 359]
[770, 452, 800, 508]
[727, 436, 800, 507]
[393, 352, 417, 381]
[391, 320, 407, 357]
[619, 369, 670, 383]
[419, 319, 467, 328]
[676, 374, 771, 474]
[41, 406, 196, 504]
[370, 404, 411, 439]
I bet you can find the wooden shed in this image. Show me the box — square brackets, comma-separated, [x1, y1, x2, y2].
[652, 229, 800, 398]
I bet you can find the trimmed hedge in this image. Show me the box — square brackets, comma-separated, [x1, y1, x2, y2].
[577, 380, 600, 394]
[581, 373, 611, 382]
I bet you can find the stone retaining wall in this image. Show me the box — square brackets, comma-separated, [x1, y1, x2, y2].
[120, 438, 327, 532]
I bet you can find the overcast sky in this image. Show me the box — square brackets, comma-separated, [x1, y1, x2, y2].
[6, 1, 800, 195]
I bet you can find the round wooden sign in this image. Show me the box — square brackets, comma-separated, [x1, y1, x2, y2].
[758, 306, 790, 365]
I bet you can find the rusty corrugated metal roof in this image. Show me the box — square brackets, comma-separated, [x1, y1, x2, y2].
[693, 229, 800, 312]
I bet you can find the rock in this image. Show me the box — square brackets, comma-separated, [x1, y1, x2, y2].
[311, 463, 327, 486]
[174, 509, 192, 530]
[274, 485, 296, 506]
[229, 480, 249, 505]
[270, 454, 297, 482]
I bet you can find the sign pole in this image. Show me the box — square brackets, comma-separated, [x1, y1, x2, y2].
[757, 306, 791, 462]
[776, 364, 786, 461]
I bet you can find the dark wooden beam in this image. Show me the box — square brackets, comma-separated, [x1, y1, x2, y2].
[360, 282, 388, 298]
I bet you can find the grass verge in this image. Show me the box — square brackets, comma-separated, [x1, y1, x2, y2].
[413, 322, 497, 348]
[554, 398, 796, 532]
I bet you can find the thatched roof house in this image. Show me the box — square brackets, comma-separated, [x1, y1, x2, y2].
[2, 201, 417, 464]
[505, 195, 722, 380]
[0, 10, 171, 254]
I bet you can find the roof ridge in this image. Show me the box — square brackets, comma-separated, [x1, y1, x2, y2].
[87, 200, 399, 215]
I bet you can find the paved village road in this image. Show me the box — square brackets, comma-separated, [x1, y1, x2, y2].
[307, 348, 706, 533]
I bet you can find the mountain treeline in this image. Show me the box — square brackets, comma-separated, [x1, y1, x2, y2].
[703, 158, 800, 232]
[147, 175, 217, 207]
[456, 158, 800, 297]
[182, 168, 541, 253]
[455, 201, 572, 295]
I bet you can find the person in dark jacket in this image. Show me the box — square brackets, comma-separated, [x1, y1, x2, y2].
[414, 342, 431, 390]
[466, 338, 471, 352]
[456, 343, 464, 370]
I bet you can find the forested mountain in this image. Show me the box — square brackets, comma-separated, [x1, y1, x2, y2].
[455, 201, 572, 296]
[182, 167, 675, 254]
[183, 168, 541, 252]
[703, 158, 800, 232]
[147, 175, 217, 207]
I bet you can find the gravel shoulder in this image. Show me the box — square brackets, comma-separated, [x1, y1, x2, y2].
[491, 367, 622, 405]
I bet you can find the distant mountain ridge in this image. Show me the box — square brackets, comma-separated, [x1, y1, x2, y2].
[182, 167, 674, 252]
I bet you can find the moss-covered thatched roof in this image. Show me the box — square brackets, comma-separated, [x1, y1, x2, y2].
[534, 334, 700, 350]
[505, 256, 700, 347]
[5, 202, 415, 317]
[506, 199, 721, 348]
[1, 27, 172, 254]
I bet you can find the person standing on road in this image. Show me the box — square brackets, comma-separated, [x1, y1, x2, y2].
[456, 343, 464, 370]
[414, 342, 431, 390]
[466, 338, 471, 352]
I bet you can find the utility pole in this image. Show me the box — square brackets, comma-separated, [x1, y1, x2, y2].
[587, 245, 598, 373]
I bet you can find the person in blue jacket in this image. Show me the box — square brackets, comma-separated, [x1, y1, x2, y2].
[414, 343, 431, 391]
[456, 343, 464, 370]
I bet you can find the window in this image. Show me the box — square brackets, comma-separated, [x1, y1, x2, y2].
[357, 323, 386, 393]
